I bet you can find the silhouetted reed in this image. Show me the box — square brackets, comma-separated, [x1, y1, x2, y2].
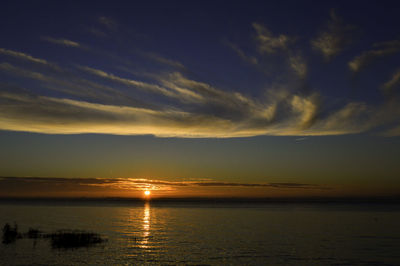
[2, 223, 21, 244]
[48, 230, 104, 249]
[27, 228, 41, 239]
[2, 223, 106, 249]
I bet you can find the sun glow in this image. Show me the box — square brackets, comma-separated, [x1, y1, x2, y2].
[144, 190, 151, 196]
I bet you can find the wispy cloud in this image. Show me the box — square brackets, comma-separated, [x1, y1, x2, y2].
[251, 23, 307, 79]
[311, 10, 356, 60]
[0, 48, 48, 65]
[288, 54, 307, 79]
[253, 23, 292, 54]
[42, 37, 80, 47]
[0, 47, 391, 138]
[78, 66, 178, 99]
[0, 62, 47, 80]
[290, 93, 319, 129]
[0, 177, 328, 194]
[311, 102, 371, 135]
[159, 72, 254, 108]
[1, 15, 400, 138]
[192, 181, 324, 189]
[0, 91, 233, 137]
[226, 41, 258, 65]
[382, 69, 400, 97]
[0, 63, 146, 107]
[349, 40, 400, 73]
[0, 84, 385, 138]
[144, 52, 185, 69]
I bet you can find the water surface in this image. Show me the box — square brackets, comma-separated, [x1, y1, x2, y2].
[1, 201, 400, 265]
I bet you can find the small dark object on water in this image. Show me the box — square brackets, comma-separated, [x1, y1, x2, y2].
[27, 228, 41, 239]
[49, 230, 105, 249]
[2, 223, 21, 244]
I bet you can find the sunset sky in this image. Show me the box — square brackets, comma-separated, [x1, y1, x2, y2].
[1, 0, 400, 198]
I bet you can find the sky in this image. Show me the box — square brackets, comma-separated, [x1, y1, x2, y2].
[1, 0, 400, 198]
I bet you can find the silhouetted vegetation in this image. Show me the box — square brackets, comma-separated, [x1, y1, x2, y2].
[49, 230, 104, 249]
[2, 223, 21, 244]
[2, 223, 106, 249]
[26, 228, 41, 239]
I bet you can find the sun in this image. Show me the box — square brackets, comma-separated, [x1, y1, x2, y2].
[144, 190, 151, 196]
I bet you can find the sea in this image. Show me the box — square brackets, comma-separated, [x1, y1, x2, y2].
[1, 200, 400, 265]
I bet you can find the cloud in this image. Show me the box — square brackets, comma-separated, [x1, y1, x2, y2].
[311, 10, 356, 60]
[0, 63, 146, 107]
[310, 102, 371, 134]
[80, 66, 233, 105]
[159, 72, 256, 109]
[382, 69, 400, 97]
[251, 24, 307, 79]
[288, 54, 307, 78]
[0, 62, 48, 81]
[1, 19, 399, 140]
[226, 41, 258, 65]
[383, 69, 400, 89]
[0, 48, 48, 64]
[349, 40, 400, 73]
[0, 84, 385, 138]
[79, 66, 181, 99]
[0, 44, 396, 138]
[42, 37, 80, 47]
[0, 55, 391, 138]
[144, 52, 185, 69]
[192, 181, 324, 189]
[252, 23, 292, 54]
[80, 65, 263, 113]
[0, 177, 328, 194]
[0, 91, 235, 137]
[290, 93, 319, 129]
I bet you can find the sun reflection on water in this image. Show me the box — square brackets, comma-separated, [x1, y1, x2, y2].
[137, 201, 151, 248]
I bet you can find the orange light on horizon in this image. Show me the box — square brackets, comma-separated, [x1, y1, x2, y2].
[144, 190, 151, 196]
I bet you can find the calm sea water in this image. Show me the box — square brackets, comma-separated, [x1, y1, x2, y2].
[1, 201, 400, 265]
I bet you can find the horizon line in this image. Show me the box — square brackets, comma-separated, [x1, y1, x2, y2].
[1, 196, 400, 204]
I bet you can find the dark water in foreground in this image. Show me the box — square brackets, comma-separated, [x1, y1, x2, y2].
[1, 201, 400, 265]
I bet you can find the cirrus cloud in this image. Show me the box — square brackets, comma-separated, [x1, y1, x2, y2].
[311, 10, 356, 60]
[1, 11, 400, 138]
[42, 37, 80, 47]
[349, 40, 400, 73]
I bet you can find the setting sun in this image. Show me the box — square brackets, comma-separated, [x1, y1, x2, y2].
[144, 190, 151, 196]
